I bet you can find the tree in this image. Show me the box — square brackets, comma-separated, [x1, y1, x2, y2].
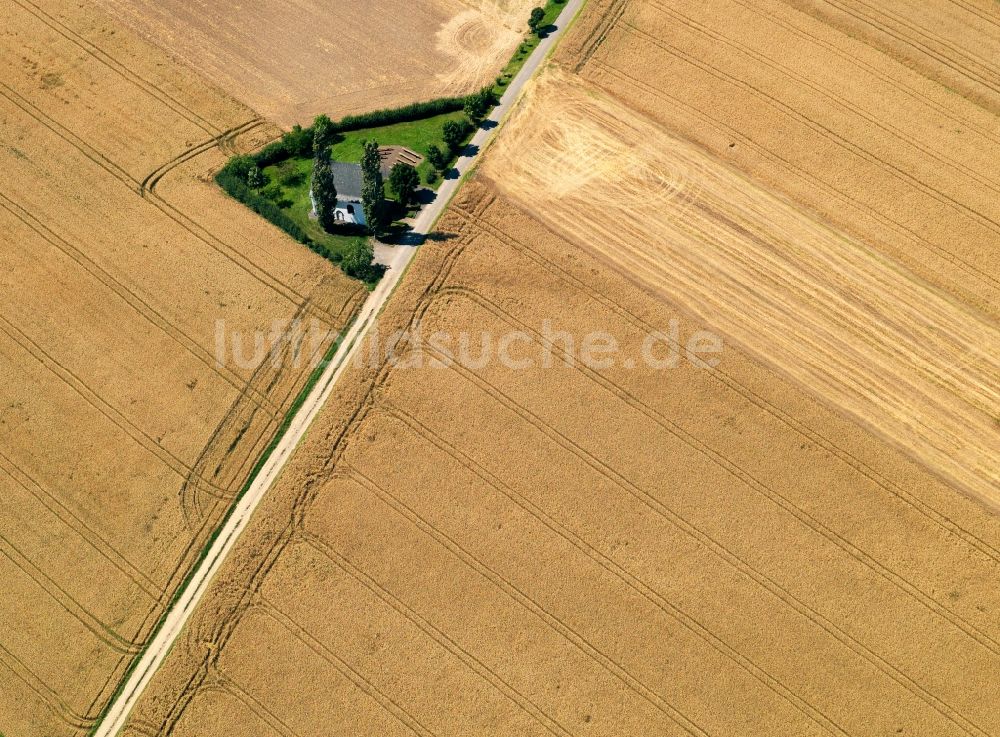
[312, 155, 338, 232]
[283, 124, 313, 157]
[528, 7, 546, 34]
[426, 144, 447, 172]
[360, 140, 386, 234]
[246, 164, 265, 189]
[443, 119, 473, 155]
[312, 114, 335, 155]
[224, 154, 256, 182]
[388, 163, 420, 208]
[464, 87, 494, 123]
[341, 238, 375, 280]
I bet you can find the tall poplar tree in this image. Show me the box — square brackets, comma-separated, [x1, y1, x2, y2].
[312, 155, 338, 232]
[361, 140, 385, 234]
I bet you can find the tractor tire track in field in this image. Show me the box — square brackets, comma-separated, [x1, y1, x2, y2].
[293, 531, 575, 737]
[0, 447, 164, 599]
[0, 191, 282, 416]
[418, 332, 992, 737]
[0, 641, 96, 730]
[447, 203, 1000, 568]
[202, 677, 304, 737]
[0, 532, 142, 654]
[720, 0, 1000, 152]
[797, 0, 1000, 99]
[340, 467, 715, 737]
[139, 118, 268, 196]
[484, 72, 1000, 505]
[427, 283, 1000, 659]
[568, 0, 632, 72]
[7, 0, 222, 136]
[380, 404, 852, 737]
[643, 1, 1000, 198]
[256, 598, 441, 737]
[586, 59, 1000, 299]
[0, 313, 228, 493]
[0, 82, 345, 324]
[149, 210, 510, 737]
[615, 20, 1000, 262]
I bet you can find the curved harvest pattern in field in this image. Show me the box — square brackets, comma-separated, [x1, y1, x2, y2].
[485, 72, 1000, 507]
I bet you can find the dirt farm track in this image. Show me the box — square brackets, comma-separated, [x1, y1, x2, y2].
[3, 0, 1000, 736]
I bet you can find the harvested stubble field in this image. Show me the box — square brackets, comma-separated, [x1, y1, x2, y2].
[120, 180, 1000, 737]
[93, 0, 539, 127]
[0, 2, 363, 736]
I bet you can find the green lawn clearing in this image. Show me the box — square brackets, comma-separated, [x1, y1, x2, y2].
[329, 109, 469, 184]
[260, 156, 368, 263]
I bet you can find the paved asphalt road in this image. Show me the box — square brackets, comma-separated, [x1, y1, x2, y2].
[92, 2, 585, 735]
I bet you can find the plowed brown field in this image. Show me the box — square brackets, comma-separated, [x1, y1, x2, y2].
[0, 2, 362, 736]
[92, 0, 539, 126]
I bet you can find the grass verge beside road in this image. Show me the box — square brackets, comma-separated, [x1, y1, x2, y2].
[493, 0, 567, 94]
[87, 312, 359, 736]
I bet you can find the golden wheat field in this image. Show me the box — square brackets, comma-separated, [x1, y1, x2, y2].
[93, 0, 539, 127]
[0, 2, 363, 736]
[5, 0, 1000, 736]
[120, 179, 1000, 737]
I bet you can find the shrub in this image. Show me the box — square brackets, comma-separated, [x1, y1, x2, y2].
[443, 118, 474, 154]
[426, 144, 447, 172]
[215, 169, 308, 244]
[276, 161, 304, 187]
[464, 86, 496, 122]
[340, 239, 375, 280]
[284, 124, 313, 157]
[260, 183, 283, 201]
[389, 162, 420, 207]
[528, 6, 545, 34]
[221, 154, 255, 182]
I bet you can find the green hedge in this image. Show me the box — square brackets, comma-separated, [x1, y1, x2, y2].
[333, 95, 469, 133]
[246, 93, 478, 170]
[216, 167, 308, 244]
